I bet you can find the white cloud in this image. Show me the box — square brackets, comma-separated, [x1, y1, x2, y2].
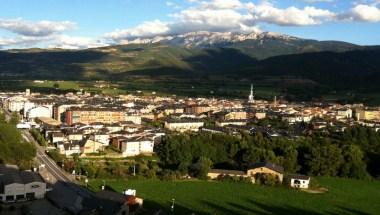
[0, 36, 48, 48]
[199, 0, 245, 9]
[171, 8, 257, 32]
[0, 18, 75, 37]
[302, 0, 335, 3]
[251, 3, 336, 26]
[105, 20, 171, 42]
[48, 35, 107, 49]
[342, 4, 380, 22]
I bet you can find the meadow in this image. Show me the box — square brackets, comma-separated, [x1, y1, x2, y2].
[88, 177, 380, 215]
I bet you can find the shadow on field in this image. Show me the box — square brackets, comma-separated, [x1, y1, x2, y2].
[331, 206, 370, 215]
[203, 199, 326, 215]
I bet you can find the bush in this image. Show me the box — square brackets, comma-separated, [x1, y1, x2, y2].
[255, 173, 281, 186]
[309, 177, 321, 189]
[47, 149, 64, 163]
[216, 175, 253, 184]
[30, 128, 47, 146]
[160, 170, 180, 181]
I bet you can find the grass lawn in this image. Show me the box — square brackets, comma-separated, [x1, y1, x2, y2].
[88, 177, 380, 215]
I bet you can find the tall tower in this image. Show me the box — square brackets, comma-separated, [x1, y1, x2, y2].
[248, 84, 255, 103]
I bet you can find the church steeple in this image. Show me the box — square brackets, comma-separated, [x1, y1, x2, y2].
[248, 84, 255, 103]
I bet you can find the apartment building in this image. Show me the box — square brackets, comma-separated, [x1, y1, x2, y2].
[65, 107, 126, 125]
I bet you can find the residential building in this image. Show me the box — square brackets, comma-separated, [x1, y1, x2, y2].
[65, 107, 126, 125]
[164, 119, 204, 132]
[0, 165, 47, 203]
[80, 139, 105, 154]
[216, 120, 247, 127]
[355, 109, 380, 122]
[185, 105, 211, 114]
[56, 142, 81, 156]
[288, 174, 310, 189]
[246, 162, 284, 183]
[120, 138, 154, 157]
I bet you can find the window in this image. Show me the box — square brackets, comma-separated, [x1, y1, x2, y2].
[6, 195, 14, 201]
[31, 184, 40, 189]
[16, 194, 25, 200]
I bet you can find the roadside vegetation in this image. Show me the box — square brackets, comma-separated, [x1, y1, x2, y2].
[0, 112, 36, 169]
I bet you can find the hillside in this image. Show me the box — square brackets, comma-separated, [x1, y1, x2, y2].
[0, 32, 380, 102]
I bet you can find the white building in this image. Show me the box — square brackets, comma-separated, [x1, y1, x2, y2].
[289, 174, 310, 189]
[216, 120, 247, 127]
[56, 142, 81, 156]
[121, 138, 154, 157]
[336, 108, 353, 119]
[89, 133, 110, 146]
[5, 96, 27, 112]
[164, 119, 204, 132]
[26, 106, 51, 120]
[0, 165, 47, 203]
[125, 114, 142, 125]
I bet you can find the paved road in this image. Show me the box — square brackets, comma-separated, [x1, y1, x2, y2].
[22, 130, 95, 200]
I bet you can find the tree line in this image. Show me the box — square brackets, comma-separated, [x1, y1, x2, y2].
[156, 126, 380, 180]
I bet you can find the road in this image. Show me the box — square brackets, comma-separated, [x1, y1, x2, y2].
[22, 131, 94, 198]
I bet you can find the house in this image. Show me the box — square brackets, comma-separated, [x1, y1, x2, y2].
[185, 104, 211, 114]
[120, 137, 154, 157]
[214, 111, 247, 121]
[247, 162, 284, 183]
[124, 114, 142, 125]
[207, 169, 248, 179]
[56, 141, 81, 156]
[50, 132, 65, 144]
[89, 133, 110, 146]
[164, 118, 204, 132]
[336, 108, 352, 119]
[106, 123, 124, 133]
[201, 126, 229, 134]
[67, 131, 84, 142]
[0, 165, 47, 203]
[216, 119, 247, 127]
[80, 139, 105, 154]
[82, 190, 143, 215]
[254, 111, 266, 120]
[288, 174, 310, 189]
[26, 106, 52, 120]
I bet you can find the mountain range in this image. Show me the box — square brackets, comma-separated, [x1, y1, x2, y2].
[0, 31, 379, 101]
[116, 31, 360, 59]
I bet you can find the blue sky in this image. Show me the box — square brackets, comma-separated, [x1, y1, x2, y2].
[0, 0, 380, 49]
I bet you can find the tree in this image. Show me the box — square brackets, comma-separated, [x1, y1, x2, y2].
[307, 143, 344, 176]
[340, 145, 370, 179]
[191, 156, 213, 179]
[9, 112, 20, 125]
[0, 112, 6, 123]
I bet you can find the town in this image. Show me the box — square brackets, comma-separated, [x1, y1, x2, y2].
[0, 84, 380, 214]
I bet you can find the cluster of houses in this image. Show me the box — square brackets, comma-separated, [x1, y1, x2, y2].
[1, 88, 380, 158]
[207, 162, 311, 189]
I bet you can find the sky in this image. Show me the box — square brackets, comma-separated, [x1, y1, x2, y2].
[1, 0, 380, 49]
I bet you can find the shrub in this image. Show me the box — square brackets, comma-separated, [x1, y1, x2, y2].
[255, 173, 281, 186]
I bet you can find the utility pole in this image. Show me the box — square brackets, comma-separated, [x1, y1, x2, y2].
[133, 163, 136, 176]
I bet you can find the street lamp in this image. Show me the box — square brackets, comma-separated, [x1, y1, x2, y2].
[102, 180, 106, 190]
[171, 198, 175, 212]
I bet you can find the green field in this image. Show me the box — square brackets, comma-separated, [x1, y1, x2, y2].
[88, 177, 380, 215]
